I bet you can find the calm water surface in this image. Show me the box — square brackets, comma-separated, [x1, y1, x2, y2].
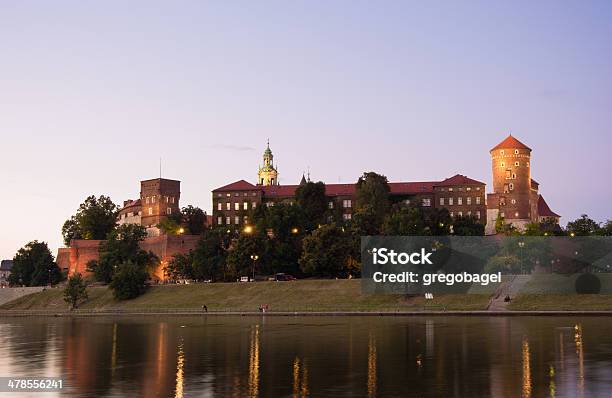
[0, 316, 610, 397]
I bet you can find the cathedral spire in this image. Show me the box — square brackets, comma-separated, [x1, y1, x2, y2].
[258, 140, 278, 186]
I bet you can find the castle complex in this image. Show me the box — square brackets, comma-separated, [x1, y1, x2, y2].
[59, 134, 559, 280]
[213, 135, 560, 233]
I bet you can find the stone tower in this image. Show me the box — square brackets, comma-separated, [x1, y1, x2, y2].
[257, 140, 279, 186]
[487, 135, 538, 231]
[140, 178, 181, 230]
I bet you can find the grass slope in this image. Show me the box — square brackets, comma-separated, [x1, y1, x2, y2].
[0, 280, 491, 312]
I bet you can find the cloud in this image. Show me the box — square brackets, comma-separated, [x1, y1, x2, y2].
[206, 144, 255, 152]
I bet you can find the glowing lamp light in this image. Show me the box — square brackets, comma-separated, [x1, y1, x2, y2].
[291, 227, 299, 234]
[244, 225, 254, 234]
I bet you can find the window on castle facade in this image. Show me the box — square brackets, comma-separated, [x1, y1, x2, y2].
[450, 212, 454, 217]
[217, 217, 222, 225]
[514, 161, 519, 167]
[511, 199, 516, 204]
[243, 202, 248, 210]
[476, 196, 481, 205]
[217, 203, 222, 211]
[449, 198, 454, 205]
[458, 211, 463, 217]
[458, 197, 463, 205]
[226, 216, 230, 225]
[500, 162, 505, 168]
[234, 202, 239, 211]
[476, 211, 481, 219]
[167, 208, 172, 215]
[422, 198, 431, 207]
[343, 213, 352, 221]
[440, 198, 444, 206]
[509, 183, 514, 191]
[500, 150, 505, 155]
[328, 201, 334, 209]
[234, 216, 240, 225]
[148, 207, 153, 215]
[226, 202, 230, 211]
[152, 196, 156, 203]
[467, 197, 471, 205]
[252, 202, 257, 208]
[343, 200, 352, 208]
[514, 150, 519, 154]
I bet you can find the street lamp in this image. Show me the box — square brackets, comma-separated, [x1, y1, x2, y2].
[291, 227, 299, 234]
[250, 254, 259, 281]
[178, 227, 184, 234]
[518, 241, 525, 275]
[244, 225, 253, 234]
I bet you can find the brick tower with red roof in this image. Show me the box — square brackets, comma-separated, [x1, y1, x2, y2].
[486, 135, 560, 233]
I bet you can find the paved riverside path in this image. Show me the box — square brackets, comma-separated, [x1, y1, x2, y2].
[487, 275, 532, 311]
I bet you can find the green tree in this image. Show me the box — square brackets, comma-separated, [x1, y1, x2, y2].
[495, 214, 516, 235]
[299, 224, 357, 278]
[157, 214, 183, 235]
[166, 253, 195, 280]
[567, 214, 601, 236]
[382, 206, 427, 235]
[424, 208, 452, 235]
[109, 261, 149, 300]
[192, 229, 231, 281]
[64, 273, 88, 309]
[452, 215, 484, 236]
[354, 172, 390, 234]
[226, 232, 268, 277]
[87, 224, 157, 283]
[182, 205, 206, 235]
[601, 220, 612, 236]
[295, 181, 328, 230]
[62, 195, 118, 246]
[8, 241, 62, 286]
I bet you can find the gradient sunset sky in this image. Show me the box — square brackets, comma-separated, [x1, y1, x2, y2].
[1, 1, 611, 259]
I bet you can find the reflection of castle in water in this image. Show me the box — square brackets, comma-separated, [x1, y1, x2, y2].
[1, 317, 603, 397]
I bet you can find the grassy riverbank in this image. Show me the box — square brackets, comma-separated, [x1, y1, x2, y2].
[0, 280, 490, 312]
[2, 280, 612, 313]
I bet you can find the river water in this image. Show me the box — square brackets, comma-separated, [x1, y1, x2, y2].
[0, 316, 610, 397]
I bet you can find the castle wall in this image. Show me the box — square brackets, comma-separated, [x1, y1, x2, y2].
[62, 235, 199, 281]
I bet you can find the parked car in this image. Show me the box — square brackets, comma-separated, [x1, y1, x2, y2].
[239, 276, 250, 283]
[274, 273, 296, 281]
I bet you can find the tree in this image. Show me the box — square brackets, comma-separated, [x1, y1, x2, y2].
[602, 220, 612, 236]
[295, 181, 328, 230]
[87, 224, 157, 283]
[192, 229, 232, 280]
[452, 216, 484, 236]
[157, 213, 183, 235]
[299, 224, 358, 278]
[8, 241, 62, 286]
[424, 208, 452, 236]
[226, 232, 268, 277]
[567, 214, 601, 236]
[182, 205, 206, 235]
[109, 261, 149, 300]
[64, 273, 88, 309]
[354, 172, 390, 233]
[62, 195, 118, 246]
[382, 206, 427, 235]
[495, 214, 516, 235]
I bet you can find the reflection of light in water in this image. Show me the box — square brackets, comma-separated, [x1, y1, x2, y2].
[425, 319, 434, 358]
[522, 336, 531, 398]
[292, 357, 309, 397]
[175, 339, 184, 398]
[574, 324, 584, 398]
[249, 325, 260, 398]
[549, 365, 555, 398]
[368, 333, 377, 398]
[111, 323, 117, 377]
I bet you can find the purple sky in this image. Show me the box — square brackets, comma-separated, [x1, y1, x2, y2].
[1, 1, 611, 260]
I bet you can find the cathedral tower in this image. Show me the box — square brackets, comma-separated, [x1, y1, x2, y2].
[257, 140, 279, 186]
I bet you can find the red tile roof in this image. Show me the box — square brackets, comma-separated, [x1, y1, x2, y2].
[120, 199, 141, 211]
[491, 135, 531, 152]
[537, 195, 560, 218]
[213, 180, 258, 192]
[434, 174, 485, 187]
[249, 174, 484, 198]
